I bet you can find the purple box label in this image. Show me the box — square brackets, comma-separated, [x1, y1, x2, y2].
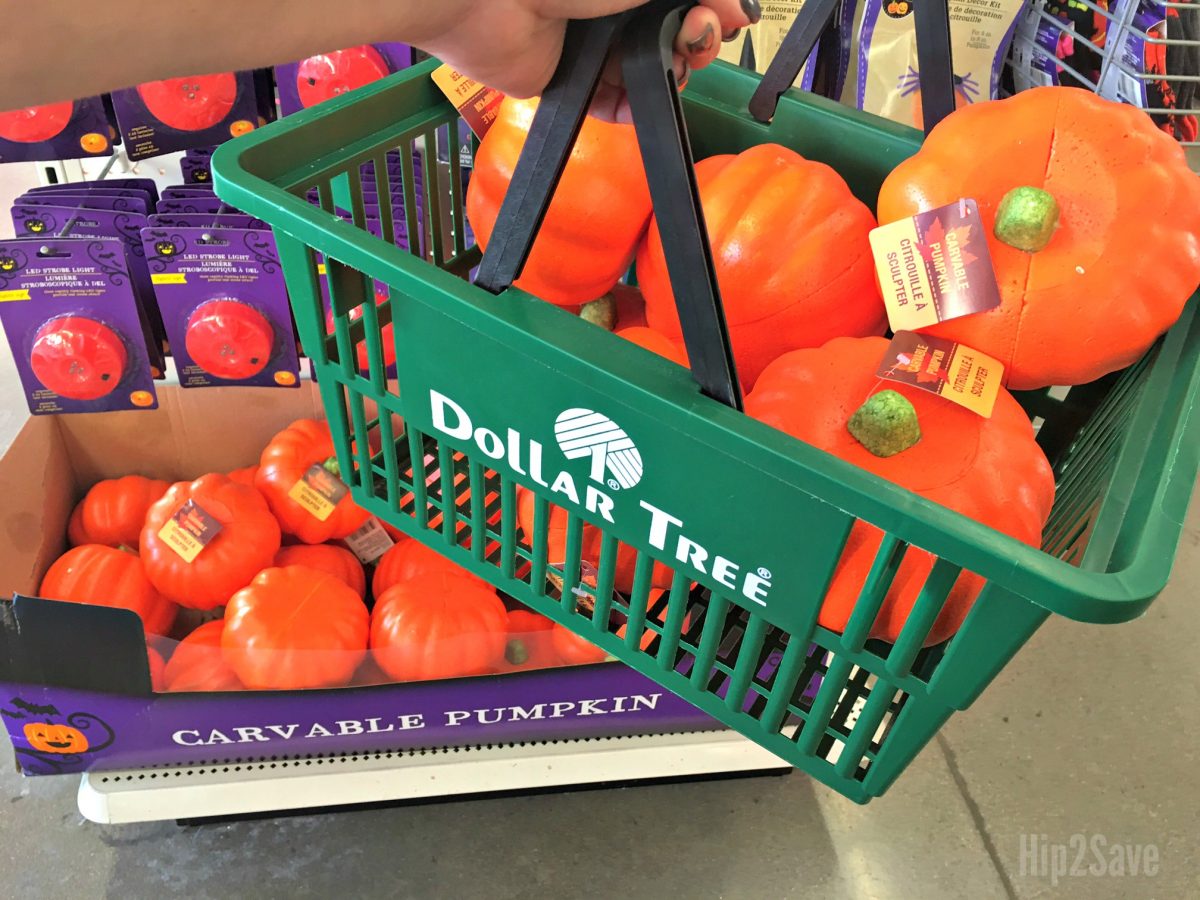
[0, 662, 718, 775]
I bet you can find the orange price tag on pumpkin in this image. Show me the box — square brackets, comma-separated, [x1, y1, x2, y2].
[869, 199, 1001, 333]
[877, 332, 1004, 418]
[431, 65, 504, 139]
[157, 499, 223, 563]
[287, 463, 349, 522]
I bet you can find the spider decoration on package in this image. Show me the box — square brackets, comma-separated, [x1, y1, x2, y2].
[895, 67, 981, 126]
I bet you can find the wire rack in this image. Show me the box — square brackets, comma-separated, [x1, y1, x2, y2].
[728, 1, 1200, 165]
[1008, 0, 1200, 155]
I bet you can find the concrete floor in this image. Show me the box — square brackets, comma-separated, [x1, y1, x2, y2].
[0, 164, 1197, 899]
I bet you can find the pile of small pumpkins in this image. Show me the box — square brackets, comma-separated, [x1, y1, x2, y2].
[39, 418, 610, 693]
[467, 85, 1200, 646]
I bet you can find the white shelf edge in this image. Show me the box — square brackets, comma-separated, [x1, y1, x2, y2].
[77, 729, 794, 825]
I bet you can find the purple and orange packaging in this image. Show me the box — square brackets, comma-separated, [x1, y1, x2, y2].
[180, 157, 214, 184]
[24, 177, 160, 205]
[0, 239, 159, 414]
[181, 146, 217, 184]
[276, 44, 412, 116]
[110, 72, 263, 161]
[16, 191, 151, 217]
[141, 226, 300, 389]
[11, 201, 167, 371]
[0, 96, 116, 163]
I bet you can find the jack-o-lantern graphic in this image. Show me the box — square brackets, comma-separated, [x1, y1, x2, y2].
[23, 722, 89, 754]
[885, 0, 913, 17]
[2, 697, 115, 774]
[0, 255, 16, 272]
[155, 240, 177, 257]
[23, 218, 46, 234]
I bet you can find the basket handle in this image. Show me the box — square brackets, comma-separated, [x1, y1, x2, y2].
[748, 0, 956, 135]
[474, 1, 743, 410]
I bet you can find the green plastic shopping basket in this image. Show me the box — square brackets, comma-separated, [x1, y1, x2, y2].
[212, 6, 1200, 802]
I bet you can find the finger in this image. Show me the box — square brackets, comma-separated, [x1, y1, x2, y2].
[593, 53, 687, 124]
[676, 7, 722, 71]
[590, 81, 624, 124]
[700, 0, 761, 30]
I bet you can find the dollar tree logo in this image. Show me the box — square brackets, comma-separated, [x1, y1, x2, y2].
[554, 408, 643, 490]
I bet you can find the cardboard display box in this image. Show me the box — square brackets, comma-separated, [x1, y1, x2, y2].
[0, 383, 719, 776]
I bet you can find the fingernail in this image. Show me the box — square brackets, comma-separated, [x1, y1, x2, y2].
[676, 59, 690, 88]
[722, 27, 742, 43]
[741, 0, 762, 25]
[686, 23, 715, 55]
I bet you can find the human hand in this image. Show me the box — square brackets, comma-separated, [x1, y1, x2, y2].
[410, 0, 761, 122]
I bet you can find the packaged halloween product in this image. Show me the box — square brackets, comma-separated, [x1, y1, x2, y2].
[0, 95, 115, 162]
[857, 0, 1026, 127]
[716, 2, 821, 93]
[180, 147, 216, 184]
[276, 44, 412, 116]
[11, 201, 167, 370]
[0, 239, 159, 414]
[1099, 0, 1199, 142]
[141, 226, 300, 388]
[16, 191, 150, 217]
[24, 177, 160, 206]
[111, 72, 262, 160]
[1011, 0, 1113, 92]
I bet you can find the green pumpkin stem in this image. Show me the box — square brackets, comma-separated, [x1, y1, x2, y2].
[579, 295, 618, 331]
[322, 455, 341, 478]
[994, 186, 1059, 252]
[505, 639, 529, 666]
[848, 390, 921, 458]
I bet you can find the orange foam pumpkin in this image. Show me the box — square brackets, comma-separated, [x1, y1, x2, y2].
[877, 87, 1200, 390]
[163, 620, 243, 692]
[275, 543, 366, 599]
[467, 97, 653, 306]
[226, 465, 259, 489]
[370, 571, 507, 681]
[638, 145, 885, 387]
[745, 336, 1055, 645]
[256, 419, 370, 543]
[616, 326, 689, 366]
[147, 645, 167, 691]
[223, 566, 369, 690]
[67, 475, 170, 549]
[370, 536, 484, 599]
[40, 544, 177, 636]
[141, 473, 281, 610]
